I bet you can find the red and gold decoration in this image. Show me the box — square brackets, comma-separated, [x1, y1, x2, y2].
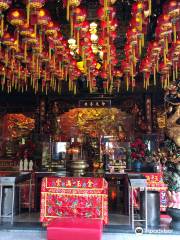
[40, 177, 108, 225]
[140, 0, 180, 90]
[4, 114, 35, 139]
[133, 173, 168, 211]
[0, 0, 12, 37]
[0, 0, 179, 94]
[60, 108, 130, 138]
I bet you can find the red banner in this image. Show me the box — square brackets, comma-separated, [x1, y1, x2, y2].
[142, 173, 167, 211]
[40, 177, 108, 224]
[133, 173, 168, 211]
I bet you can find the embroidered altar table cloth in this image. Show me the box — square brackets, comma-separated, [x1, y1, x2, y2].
[40, 177, 108, 225]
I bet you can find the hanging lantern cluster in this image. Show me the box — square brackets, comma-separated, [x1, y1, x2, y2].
[121, 0, 151, 91]
[0, 3, 70, 94]
[0, 0, 179, 95]
[140, 0, 180, 90]
[97, 0, 122, 94]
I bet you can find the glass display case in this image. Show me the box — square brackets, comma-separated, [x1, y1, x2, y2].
[41, 141, 69, 171]
[101, 136, 130, 173]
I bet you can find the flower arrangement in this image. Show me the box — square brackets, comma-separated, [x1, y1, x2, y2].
[130, 138, 150, 162]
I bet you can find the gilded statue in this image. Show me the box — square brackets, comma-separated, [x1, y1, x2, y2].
[165, 82, 180, 147]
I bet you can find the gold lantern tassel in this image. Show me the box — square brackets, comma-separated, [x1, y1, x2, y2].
[131, 62, 134, 79]
[167, 72, 170, 87]
[164, 48, 166, 65]
[70, 13, 73, 37]
[153, 66, 156, 86]
[139, 13, 142, 32]
[25, 69, 27, 83]
[45, 69, 47, 82]
[3, 70, 6, 85]
[16, 30, 19, 52]
[24, 41, 27, 61]
[126, 75, 129, 91]
[67, 0, 70, 21]
[173, 23, 177, 43]
[18, 62, 21, 79]
[77, 30, 80, 50]
[156, 59, 159, 72]
[38, 65, 41, 79]
[148, 0, 151, 15]
[165, 36, 168, 53]
[34, 24, 37, 38]
[173, 67, 175, 82]
[12, 73, 14, 87]
[141, 33, 144, 47]
[1, 14, 4, 37]
[143, 75, 145, 89]
[27, 0, 30, 26]
[36, 57, 39, 74]
[40, 31, 42, 53]
[117, 82, 120, 93]
[132, 46, 136, 64]
[59, 61, 61, 72]
[74, 82, 77, 95]
[68, 71, 71, 91]
[139, 37, 142, 56]
[175, 62, 178, 78]
[164, 75, 167, 89]
[109, 63, 112, 82]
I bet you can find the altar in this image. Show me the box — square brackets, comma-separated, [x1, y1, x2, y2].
[40, 177, 108, 225]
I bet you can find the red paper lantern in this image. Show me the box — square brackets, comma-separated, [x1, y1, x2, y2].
[45, 21, 59, 37]
[24, 0, 46, 25]
[163, 0, 180, 43]
[2, 31, 14, 46]
[73, 7, 87, 23]
[20, 23, 34, 37]
[7, 8, 25, 26]
[63, 0, 82, 21]
[36, 8, 50, 26]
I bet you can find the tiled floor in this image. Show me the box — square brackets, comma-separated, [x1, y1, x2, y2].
[0, 212, 179, 240]
[0, 230, 180, 240]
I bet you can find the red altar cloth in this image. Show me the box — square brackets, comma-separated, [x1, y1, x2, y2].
[40, 177, 108, 225]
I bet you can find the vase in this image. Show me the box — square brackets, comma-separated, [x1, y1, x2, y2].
[133, 159, 143, 172]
